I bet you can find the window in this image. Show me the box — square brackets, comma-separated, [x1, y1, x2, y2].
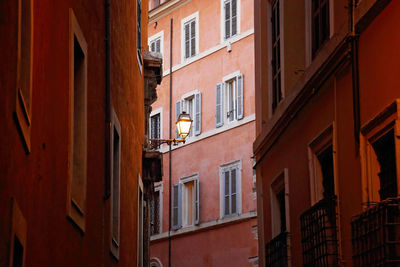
[220, 160, 242, 218]
[172, 175, 200, 229]
[110, 109, 121, 259]
[224, 0, 237, 39]
[271, 0, 282, 111]
[270, 171, 289, 237]
[311, 0, 330, 57]
[15, 0, 33, 153]
[216, 73, 243, 127]
[181, 12, 199, 61]
[67, 9, 88, 232]
[360, 100, 400, 205]
[137, 0, 142, 69]
[150, 38, 161, 53]
[150, 184, 163, 235]
[176, 92, 201, 138]
[308, 125, 335, 204]
[150, 113, 160, 139]
[9, 199, 27, 267]
[137, 176, 144, 267]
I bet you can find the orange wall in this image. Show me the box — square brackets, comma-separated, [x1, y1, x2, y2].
[148, 0, 258, 266]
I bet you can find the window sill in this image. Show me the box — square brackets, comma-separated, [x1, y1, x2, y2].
[150, 210, 256, 241]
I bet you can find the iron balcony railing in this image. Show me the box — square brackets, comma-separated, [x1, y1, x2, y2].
[265, 231, 290, 267]
[300, 196, 339, 266]
[352, 197, 400, 267]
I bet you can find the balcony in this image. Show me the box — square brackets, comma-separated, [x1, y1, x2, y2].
[300, 196, 339, 266]
[265, 231, 290, 267]
[352, 197, 400, 266]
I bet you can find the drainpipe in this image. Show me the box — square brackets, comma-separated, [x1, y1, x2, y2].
[350, 0, 360, 145]
[168, 18, 173, 267]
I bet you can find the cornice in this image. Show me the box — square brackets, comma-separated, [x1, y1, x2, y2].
[149, 0, 192, 24]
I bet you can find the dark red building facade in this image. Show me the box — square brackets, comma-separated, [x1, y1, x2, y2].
[254, 0, 400, 266]
[0, 0, 162, 266]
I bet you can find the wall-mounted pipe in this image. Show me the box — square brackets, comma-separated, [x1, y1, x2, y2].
[350, 0, 360, 146]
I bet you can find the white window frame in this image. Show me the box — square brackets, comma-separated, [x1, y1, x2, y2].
[149, 108, 163, 140]
[148, 30, 164, 56]
[220, 0, 241, 43]
[307, 124, 337, 205]
[305, 0, 335, 66]
[219, 159, 242, 218]
[222, 70, 241, 124]
[179, 173, 199, 227]
[270, 169, 290, 238]
[153, 183, 163, 234]
[267, 0, 285, 117]
[181, 11, 199, 63]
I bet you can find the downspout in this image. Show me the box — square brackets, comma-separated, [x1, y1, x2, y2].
[350, 0, 360, 146]
[168, 18, 173, 267]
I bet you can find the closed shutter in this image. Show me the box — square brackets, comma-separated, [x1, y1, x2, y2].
[151, 41, 156, 52]
[156, 39, 161, 53]
[194, 93, 201, 135]
[236, 74, 243, 119]
[172, 184, 182, 230]
[216, 83, 224, 127]
[223, 170, 230, 216]
[190, 20, 196, 57]
[225, 1, 231, 39]
[231, 0, 237, 36]
[176, 100, 182, 138]
[195, 178, 200, 225]
[231, 168, 237, 215]
[184, 23, 190, 59]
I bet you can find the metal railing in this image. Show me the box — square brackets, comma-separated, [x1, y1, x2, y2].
[300, 196, 339, 266]
[352, 197, 400, 267]
[265, 231, 289, 267]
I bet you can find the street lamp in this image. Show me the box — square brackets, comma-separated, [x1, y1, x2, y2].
[149, 111, 193, 148]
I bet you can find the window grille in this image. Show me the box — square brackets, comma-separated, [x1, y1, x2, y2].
[300, 196, 339, 266]
[352, 197, 400, 266]
[265, 231, 289, 267]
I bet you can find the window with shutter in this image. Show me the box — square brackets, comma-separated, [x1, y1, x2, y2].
[220, 161, 241, 218]
[236, 74, 243, 119]
[216, 83, 224, 127]
[195, 178, 200, 225]
[150, 38, 161, 53]
[183, 16, 197, 60]
[176, 100, 182, 138]
[194, 93, 201, 135]
[224, 0, 238, 40]
[223, 168, 239, 216]
[172, 184, 182, 230]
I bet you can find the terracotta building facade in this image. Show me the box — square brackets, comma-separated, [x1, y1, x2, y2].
[0, 0, 163, 266]
[254, 0, 400, 266]
[147, 0, 258, 266]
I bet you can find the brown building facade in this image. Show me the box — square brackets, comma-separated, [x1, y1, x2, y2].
[254, 0, 400, 266]
[0, 0, 162, 266]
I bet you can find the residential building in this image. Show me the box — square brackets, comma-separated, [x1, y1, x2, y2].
[0, 0, 162, 266]
[254, 0, 400, 266]
[148, 0, 258, 266]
